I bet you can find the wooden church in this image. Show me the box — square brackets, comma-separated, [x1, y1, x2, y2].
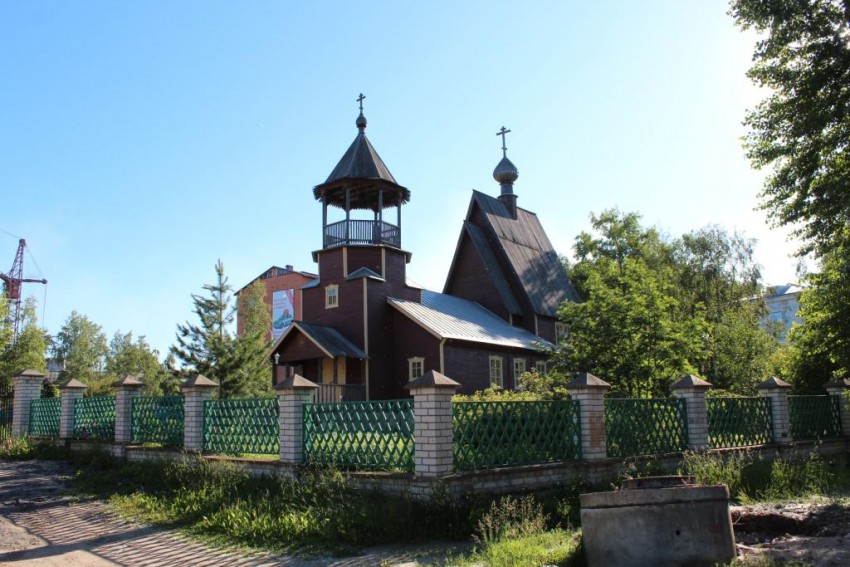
[270, 99, 579, 399]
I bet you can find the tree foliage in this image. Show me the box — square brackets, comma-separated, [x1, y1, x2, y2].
[731, 0, 850, 391]
[731, 0, 850, 257]
[550, 210, 777, 396]
[171, 260, 270, 398]
[105, 331, 172, 395]
[782, 228, 850, 390]
[0, 297, 48, 389]
[236, 279, 273, 391]
[52, 311, 108, 385]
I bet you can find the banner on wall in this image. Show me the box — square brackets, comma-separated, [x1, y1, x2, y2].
[272, 289, 295, 340]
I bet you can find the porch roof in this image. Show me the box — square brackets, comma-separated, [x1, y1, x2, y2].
[272, 321, 368, 360]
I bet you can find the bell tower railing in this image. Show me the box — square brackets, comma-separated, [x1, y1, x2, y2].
[323, 219, 400, 249]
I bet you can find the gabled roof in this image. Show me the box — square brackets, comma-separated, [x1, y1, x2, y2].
[271, 321, 368, 360]
[345, 267, 384, 281]
[445, 191, 580, 318]
[389, 290, 552, 350]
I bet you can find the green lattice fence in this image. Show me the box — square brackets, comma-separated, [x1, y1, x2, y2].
[303, 399, 414, 471]
[605, 398, 688, 457]
[203, 397, 279, 455]
[453, 400, 581, 471]
[74, 396, 115, 441]
[789, 395, 841, 440]
[29, 398, 60, 438]
[132, 396, 184, 445]
[707, 397, 773, 448]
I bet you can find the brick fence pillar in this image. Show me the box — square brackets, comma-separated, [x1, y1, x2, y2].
[113, 375, 144, 444]
[60, 379, 88, 440]
[12, 369, 45, 437]
[406, 370, 459, 478]
[758, 376, 792, 444]
[566, 373, 611, 461]
[275, 374, 319, 464]
[181, 374, 218, 451]
[672, 374, 712, 449]
[824, 378, 850, 437]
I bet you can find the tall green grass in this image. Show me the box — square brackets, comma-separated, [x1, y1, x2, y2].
[77, 458, 472, 553]
[680, 449, 847, 502]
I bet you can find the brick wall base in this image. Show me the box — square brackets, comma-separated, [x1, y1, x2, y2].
[42, 438, 849, 500]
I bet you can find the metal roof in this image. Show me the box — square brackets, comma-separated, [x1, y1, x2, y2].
[388, 290, 552, 350]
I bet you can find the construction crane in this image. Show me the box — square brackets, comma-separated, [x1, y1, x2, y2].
[0, 239, 47, 340]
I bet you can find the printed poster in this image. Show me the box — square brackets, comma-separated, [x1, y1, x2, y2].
[272, 289, 295, 340]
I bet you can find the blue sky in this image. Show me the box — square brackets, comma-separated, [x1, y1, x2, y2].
[1, 2, 798, 357]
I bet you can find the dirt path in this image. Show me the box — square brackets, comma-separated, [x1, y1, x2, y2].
[0, 460, 456, 566]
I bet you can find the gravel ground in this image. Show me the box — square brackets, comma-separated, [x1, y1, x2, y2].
[0, 460, 463, 567]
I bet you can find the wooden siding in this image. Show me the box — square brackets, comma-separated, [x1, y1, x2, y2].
[276, 331, 327, 361]
[443, 341, 546, 394]
[443, 230, 513, 321]
[347, 247, 383, 277]
[535, 315, 558, 344]
[389, 309, 442, 398]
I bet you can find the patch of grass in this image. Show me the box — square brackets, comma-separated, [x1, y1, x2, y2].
[434, 494, 585, 567]
[0, 437, 72, 461]
[447, 529, 583, 567]
[81, 458, 473, 553]
[680, 449, 848, 502]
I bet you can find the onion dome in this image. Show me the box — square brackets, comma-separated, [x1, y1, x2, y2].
[493, 156, 519, 184]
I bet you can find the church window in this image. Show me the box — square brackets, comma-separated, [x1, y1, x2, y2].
[408, 357, 424, 381]
[513, 359, 526, 382]
[489, 356, 504, 388]
[325, 285, 339, 308]
[555, 322, 570, 342]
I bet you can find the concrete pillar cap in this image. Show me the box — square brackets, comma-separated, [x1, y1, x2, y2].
[757, 376, 792, 390]
[566, 372, 611, 390]
[112, 374, 144, 388]
[60, 378, 88, 390]
[181, 374, 219, 389]
[16, 368, 46, 379]
[405, 370, 460, 390]
[671, 374, 712, 390]
[274, 374, 319, 391]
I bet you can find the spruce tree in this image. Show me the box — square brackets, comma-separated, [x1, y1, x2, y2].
[171, 260, 267, 397]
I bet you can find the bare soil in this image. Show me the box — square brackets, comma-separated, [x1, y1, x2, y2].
[733, 499, 850, 566]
